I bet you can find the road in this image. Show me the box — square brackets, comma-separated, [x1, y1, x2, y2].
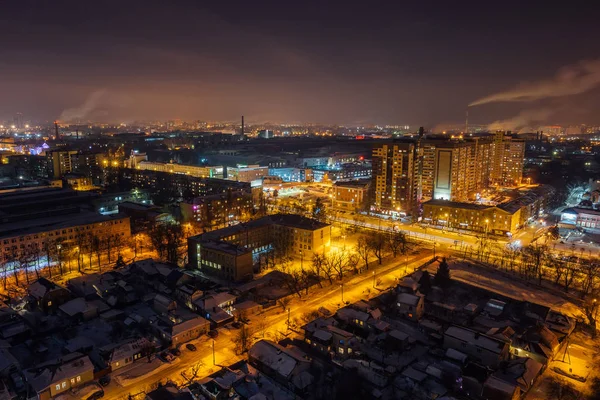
[102, 251, 435, 399]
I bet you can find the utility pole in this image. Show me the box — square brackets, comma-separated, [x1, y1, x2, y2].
[212, 339, 216, 365]
[340, 283, 344, 303]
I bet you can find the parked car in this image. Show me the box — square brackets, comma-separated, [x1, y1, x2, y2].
[186, 343, 197, 351]
[170, 348, 181, 357]
[159, 351, 176, 363]
[318, 307, 331, 316]
[208, 330, 219, 339]
[72, 383, 104, 400]
[98, 376, 111, 387]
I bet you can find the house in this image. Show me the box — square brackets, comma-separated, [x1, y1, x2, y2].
[336, 307, 370, 330]
[28, 278, 71, 313]
[156, 316, 210, 347]
[175, 285, 203, 309]
[58, 298, 99, 322]
[194, 293, 237, 326]
[108, 338, 151, 371]
[24, 353, 94, 400]
[490, 358, 544, 397]
[481, 375, 520, 400]
[248, 340, 313, 395]
[511, 324, 560, 364]
[153, 294, 178, 314]
[443, 326, 510, 368]
[396, 293, 425, 321]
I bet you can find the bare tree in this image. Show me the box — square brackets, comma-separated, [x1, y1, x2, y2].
[355, 236, 371, 271]
[277, 297, 291, 312]
[310, 253, 326, 288]
[233, 324, 254, 354]
[180, 361, 205, 385]
[367, 232, 387, 265]
[386, 230, 408, 258]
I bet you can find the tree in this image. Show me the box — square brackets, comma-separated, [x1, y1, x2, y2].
[180, 361, 205, 385]
[310, 253, 326, 288]
[546, 377, 578, 400]
[367, 232, 387, 265]
[418, 270, 432, 294]
[387, 230, 408, 258]
[434, 257, 451, 288]
[277, 297, 291, 312]
[312, 197, 328, 222]
[233, 324, 254, 354]
[583, 295, 600, 337]
[355, 236, 371, 271]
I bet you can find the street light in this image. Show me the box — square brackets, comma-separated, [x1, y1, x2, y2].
[340, 283, 344, 303]
[372, 271, 376, 288]
[212, 339, 216, 365]
[287, 308, 291, 328]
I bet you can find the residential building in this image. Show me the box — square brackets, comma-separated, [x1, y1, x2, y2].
[371, 142, 416, 215]
[443, 326, 510, 368]
[248, 340, 314, 396]
[268, 167, 313, 182]
[332, 180, 370, 212]
[561, 207, 600, 232]
[28, 278, 72, 313]
[179, 191, 254, 228]
[46, 149, 78, 178]
[24, 353, 94, 400]
[396, 292, 425, 321]
[491, 132, 526, 186]
[422, 199, 520, 235]
[155, 316, 210, 347]
[108, 338, 151, 371]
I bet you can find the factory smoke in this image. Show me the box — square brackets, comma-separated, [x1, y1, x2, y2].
[59, 89, 109, 122]
[470, 58, 600, 106]
[486, 108, 553, 132]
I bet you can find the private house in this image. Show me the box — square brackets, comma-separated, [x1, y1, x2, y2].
[156, 316, 210, 347]
[397, 293, 425, 321]
[28, 278, 71, 313]
[194, 293, 236, 326]
[248, 340, 314, 396]
[443, 326, 510, 368]
[511, 324, 560, 364]
[175, 285, 203, 310]
[108, 338, 151, 371]
[24, 354, 94, 400]
[58, 298, 99, 322]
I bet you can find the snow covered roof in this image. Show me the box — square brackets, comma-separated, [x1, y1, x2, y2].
[312, 329, 332, 342]
[445, 326, 508, 354]
[110, 338, 150, 363]
[249, 340, 308, 380]
[482, 375, 518, 398]
[401, 366, 427, 382]
[25, 354, 93, 393]
[172, 317, 210, 336]
[336, 307, 369, 322]
[59, 298, 97, 317]
[445, 348, 468, 364]
[397, 293, 420, 306]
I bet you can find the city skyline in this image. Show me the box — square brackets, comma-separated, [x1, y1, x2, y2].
[2, 2, 600, 128]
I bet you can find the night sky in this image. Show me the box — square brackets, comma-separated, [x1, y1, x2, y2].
[1, 1, 600, 128]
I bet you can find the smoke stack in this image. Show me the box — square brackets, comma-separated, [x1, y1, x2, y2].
[241, 115, 244, 136]
[54, 121, 59, 139]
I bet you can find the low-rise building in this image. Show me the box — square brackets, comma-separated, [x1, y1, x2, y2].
[443, 325, 510, 368]
[332, 180, 370, 212]
[24, 353, 94, 400]
[108, 338, 151, 371]
[188, 214, 331, 282]
[28, 278, 71, 313]
[396, 292, 425, 321]
[156, 316, 210, 347]
[226, 165, 269, 182]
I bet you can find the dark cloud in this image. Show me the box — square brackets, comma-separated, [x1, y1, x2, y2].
[1, 1, 600, 126]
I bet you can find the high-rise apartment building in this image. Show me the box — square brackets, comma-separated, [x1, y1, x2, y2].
[371, 132, 524, 215]
[372, 142, 416, 214]
[490, 132, 525, 187]
[46, 150, 78, 179]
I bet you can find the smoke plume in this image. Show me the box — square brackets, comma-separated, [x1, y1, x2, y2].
[59, 89, 108, 121]
[486, 108, 553, 132]
[470, 59, 600, 106]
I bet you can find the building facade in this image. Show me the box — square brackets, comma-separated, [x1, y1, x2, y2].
[372, 142, 416, 214]
[332, 180, 370, 211]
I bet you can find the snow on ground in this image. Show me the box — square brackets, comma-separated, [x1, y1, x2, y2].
[113, 357, 176, 387]
[426, 260, 583, 319]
